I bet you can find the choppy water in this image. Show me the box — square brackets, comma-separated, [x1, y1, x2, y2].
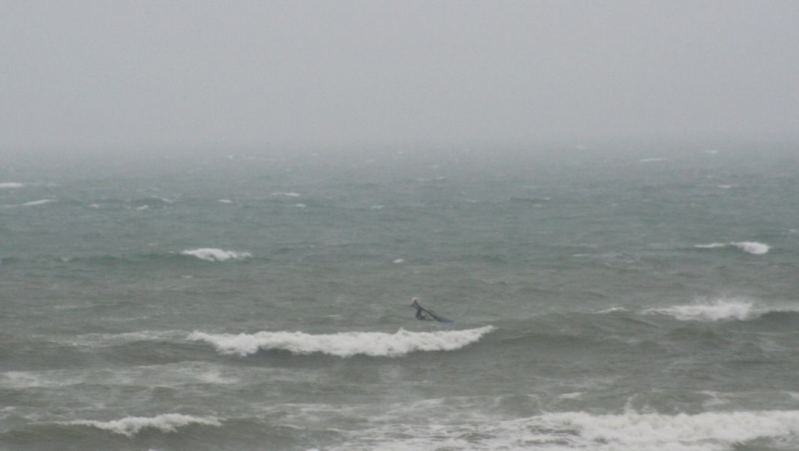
[2, 145, 799, 450]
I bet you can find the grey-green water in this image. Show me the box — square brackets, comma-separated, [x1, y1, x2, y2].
[2, 145, 799, 450]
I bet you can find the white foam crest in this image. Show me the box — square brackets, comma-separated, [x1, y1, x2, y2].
[20, 199, 55, 207]
[180, 248, 252, 262]
[645, 298, 799, 322]
[694, 241, 770, 255]
[694, 242, 728, 249]
[188, 326, 495, 357]
[0, 182, 24, 189]
[272, 191, 301, 197]
[644, 298, 757, 321]
[64, 413, 221, 437]
[65, 330, 187, 347]
[730, 241, 770, 255]
[532, 410, 799, 451]
[334, 410, 799, 451]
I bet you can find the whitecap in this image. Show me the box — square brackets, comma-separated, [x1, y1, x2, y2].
[643, 298, 757, 321]
[218, 199, 233, 204]
[332, 409, 799, 451]
[730, 241, 770, 255]
[694, 242, 728, 249]
[180, 248, 252, 262]
[0, 182, 24, 189]
[647, 298, 799, 322]
[20, 199, 55, 207]
[188, 326, 495, 357]
[694, 241, 770, 255]
[64, 413, 221, 437]
[272, 192, 301, 197]
[639, 157, 667, 163]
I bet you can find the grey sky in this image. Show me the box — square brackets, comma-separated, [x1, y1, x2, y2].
[2, 0, 798, 152]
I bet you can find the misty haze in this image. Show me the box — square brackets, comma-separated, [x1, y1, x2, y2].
[2, 2, 799, 450]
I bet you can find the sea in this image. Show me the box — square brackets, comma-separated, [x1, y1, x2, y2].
[1, 143, 799, 451]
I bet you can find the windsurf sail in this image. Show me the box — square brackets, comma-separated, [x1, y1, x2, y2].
[411, 297, 452, 323]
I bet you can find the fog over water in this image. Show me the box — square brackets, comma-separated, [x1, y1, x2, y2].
[2, 0, 798, 154]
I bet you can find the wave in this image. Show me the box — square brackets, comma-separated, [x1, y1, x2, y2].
[63, 413, 221, 438]
[731, 241, 771, 255]
[335, 409, 799, 451]
[694, 241, 770, 255]
[642, 298, 799, 322]
[20, 199, 56, 207]
[0, 182, 24, 189]
[66, 330, 188, 347]
[188, 326, 495, 357]
[694, 242, 728, 249]
[180, 248, 252, 262]
[271, 192, 301, 197]
[0, 362, 238, 389]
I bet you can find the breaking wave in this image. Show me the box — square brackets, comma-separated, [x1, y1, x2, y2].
[643, 298, 799, 322]
[188, 326, 495, 357]
[63, 413, 221, 437]
[0, 182, 24, 189]
[180, 248, 252, 262]
[334, 409, 799, 451]
[694, 241, 770, 255]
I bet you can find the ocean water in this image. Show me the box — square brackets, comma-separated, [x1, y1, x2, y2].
[1, 144, 799, 450]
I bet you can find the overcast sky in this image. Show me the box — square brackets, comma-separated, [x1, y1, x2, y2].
[1, 0, 798, 153]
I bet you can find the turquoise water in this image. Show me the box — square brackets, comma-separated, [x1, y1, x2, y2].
[2, 144, 799, 450]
